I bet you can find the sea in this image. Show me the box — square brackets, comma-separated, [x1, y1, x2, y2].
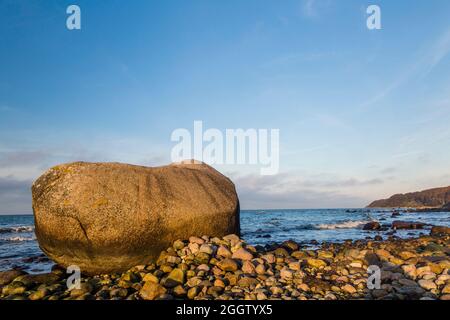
[1, 208, 449, 273]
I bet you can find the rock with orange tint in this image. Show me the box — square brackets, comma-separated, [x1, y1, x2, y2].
[32, 160, 240, 274]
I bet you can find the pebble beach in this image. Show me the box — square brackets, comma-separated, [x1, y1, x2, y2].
[1, 231, 449, 301]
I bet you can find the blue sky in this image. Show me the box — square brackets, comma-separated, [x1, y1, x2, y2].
[1, 0, 450, 213]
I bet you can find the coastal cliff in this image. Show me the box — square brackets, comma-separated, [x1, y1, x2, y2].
[367, 186, 450, 208]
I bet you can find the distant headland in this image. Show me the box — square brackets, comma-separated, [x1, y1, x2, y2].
[367, 186, 450, 210]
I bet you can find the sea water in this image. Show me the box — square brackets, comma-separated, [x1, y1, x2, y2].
[1, 209, 449, 272]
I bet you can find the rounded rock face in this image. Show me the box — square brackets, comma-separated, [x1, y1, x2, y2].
[32, 161, 240, 275]
[362, 221, 381, 230]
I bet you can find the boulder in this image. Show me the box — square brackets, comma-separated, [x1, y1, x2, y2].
[305, 258, 327, 268]
[391, 221, 425, 230]
[217, 258, 239, 272]
[32, 161, 240, 275]
[430, 226, 450, 236]
[0, 269, 26, 286]
[231, 248, 253, 261]
[391, 211, 401, 217]
[363, 221, 381, 230]
[139, 281, 167, 300]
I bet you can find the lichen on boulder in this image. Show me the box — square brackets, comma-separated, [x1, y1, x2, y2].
[32, 160, 240, 275]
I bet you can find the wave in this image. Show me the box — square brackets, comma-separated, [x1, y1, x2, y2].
[316, 220, 370, 230]
[282, 224, 315, 231]
[0, 226, 34, 234]
[244, 220, 370, 235]
[1, 236, 36, 242]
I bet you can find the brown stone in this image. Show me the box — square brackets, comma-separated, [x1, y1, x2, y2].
[241, 261, 256, 274]
[305, 258, 327, 268]
[0, 269, 26, 286]
[363, 221, 381, 230]
[140, 281, 167, 300]
[430, 226, 450, 236]
[391, 221, 425, 230]
[341, 284, 357, 294]
[217, 258, 239, 272]
[232, 248, 253, 261]
[32, 161, 240, 274]
[217, 246, 232, 258]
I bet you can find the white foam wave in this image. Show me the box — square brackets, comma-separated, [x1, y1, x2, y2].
[316, 220, 370, 230]
[2, 236, 36, 242]
[0, 226, 34, 234]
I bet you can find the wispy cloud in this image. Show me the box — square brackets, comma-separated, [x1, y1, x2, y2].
[310, 178, 383, 188]
[263, 51, 337, 69]
[141, 155, 170, 167]
[0, 150, 50, 167]
[300, 0, 332, 18]
[423, 28, 450, 75]
[392, 150, 425, 159]
[313, 113, 351, 130]
[380, 167, 396, 175]
[360, 27, 450, 109]
[0, 176, 32, 214]
[301, 0, 318, 17]
[229, 171, 379, 209]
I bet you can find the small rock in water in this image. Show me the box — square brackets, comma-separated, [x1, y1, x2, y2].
[430, 226, 450, 236]
[363, 221, 381, 230]
[282, 240, 299, 252]
[391, 221, 425, 230]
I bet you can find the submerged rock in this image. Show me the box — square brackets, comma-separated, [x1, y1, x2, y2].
[430, 226, 450, 236]
[391, 221, 426, 230]
[32, 161, 240, 274]
[363, 221, 381, 230]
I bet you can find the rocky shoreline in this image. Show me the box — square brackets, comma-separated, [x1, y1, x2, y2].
[1, 232, 449, 301]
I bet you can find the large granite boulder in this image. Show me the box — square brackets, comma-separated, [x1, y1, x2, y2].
[32, 161, 240, 275]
